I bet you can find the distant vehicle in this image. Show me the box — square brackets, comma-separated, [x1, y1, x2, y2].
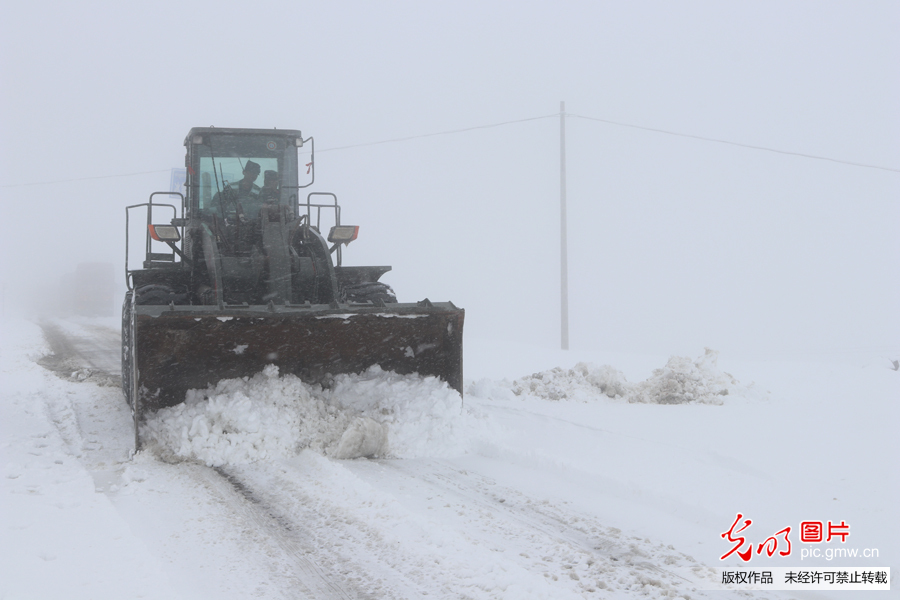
[122, 127, 464, 447]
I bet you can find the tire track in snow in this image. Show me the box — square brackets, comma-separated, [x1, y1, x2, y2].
[220, 459, 458, 599]
[350, 459, 775, 600]
[202, 467, 360, 600]
[38, 320, 121, 382]
[371, 459, 697, 596]
[35, 319, 361, 600]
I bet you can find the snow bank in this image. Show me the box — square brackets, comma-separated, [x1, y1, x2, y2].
[630, 349, 738, 405]
[509, 349, 747, 405]
[1, 319, 181, 600]
[508, 363, 630, 402]
[141, 350, 755, 468]
[142, 365, 483, 466]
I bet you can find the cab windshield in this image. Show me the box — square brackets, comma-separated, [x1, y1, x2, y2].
[193, 133, 299, 216]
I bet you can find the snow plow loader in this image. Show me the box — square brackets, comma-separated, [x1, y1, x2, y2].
[122, 127, 464, 448]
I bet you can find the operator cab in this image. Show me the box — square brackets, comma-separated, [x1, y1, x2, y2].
[184, 127, 309, 224]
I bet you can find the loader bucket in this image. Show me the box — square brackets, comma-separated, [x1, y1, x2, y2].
[126, 301, 463, 440]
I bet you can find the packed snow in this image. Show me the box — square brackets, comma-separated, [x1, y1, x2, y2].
[143, 349, 753, 468]
[508, 348, 755, 405]
[142, 364, 484, 465]
[1, 317, 896, 599]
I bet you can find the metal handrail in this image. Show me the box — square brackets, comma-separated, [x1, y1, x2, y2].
[303, 192, 341, 232]
[125, 194, 181, 290]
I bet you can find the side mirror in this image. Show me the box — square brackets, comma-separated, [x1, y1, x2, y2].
[297, 136, 314, 189]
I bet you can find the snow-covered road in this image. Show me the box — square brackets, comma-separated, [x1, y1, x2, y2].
[1, 317, 895, 599]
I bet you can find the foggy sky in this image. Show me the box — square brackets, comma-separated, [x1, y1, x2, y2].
[1, 1, 897, 359]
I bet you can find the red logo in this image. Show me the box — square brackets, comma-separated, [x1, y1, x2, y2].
[720, 515, 851, 561]
[800, 521, 824, 543]
[721, 513, 755, 561]
[827, 521, 850, 543]
[758, 527, 792, 558]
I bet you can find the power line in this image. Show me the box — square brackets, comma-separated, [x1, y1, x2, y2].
[0, 116, 557, 188]
[3, 111, 897, 187]
[569, 113, 900, 173]
[0, 169, 170, 189]
[317, 114, 558, 152]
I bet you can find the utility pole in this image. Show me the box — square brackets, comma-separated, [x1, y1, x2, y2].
[560, 101, 569, 350]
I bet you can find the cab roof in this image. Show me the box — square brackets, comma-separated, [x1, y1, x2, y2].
[184, 127, 303, 146]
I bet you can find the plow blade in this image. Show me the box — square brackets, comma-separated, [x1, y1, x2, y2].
[125, 301, 463, 437]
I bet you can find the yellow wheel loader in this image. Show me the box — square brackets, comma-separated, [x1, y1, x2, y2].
[122, 127, 463, 448]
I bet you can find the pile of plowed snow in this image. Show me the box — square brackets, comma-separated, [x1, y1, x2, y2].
[510, 348, 749, 405]
[142, 350, 757, 466]
[141, 365, 483, 466]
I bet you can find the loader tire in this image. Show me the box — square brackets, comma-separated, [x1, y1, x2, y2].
[135, 284, 190, 306]
[121, 291, 134, 409]
[343, 281, 397, 304]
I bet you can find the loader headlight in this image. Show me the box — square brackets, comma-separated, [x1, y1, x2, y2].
[149, 224, 181, 242]
[328, 225, 359, 245]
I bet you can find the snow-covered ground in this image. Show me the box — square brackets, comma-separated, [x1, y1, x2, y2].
[1, 316, 896, 599]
